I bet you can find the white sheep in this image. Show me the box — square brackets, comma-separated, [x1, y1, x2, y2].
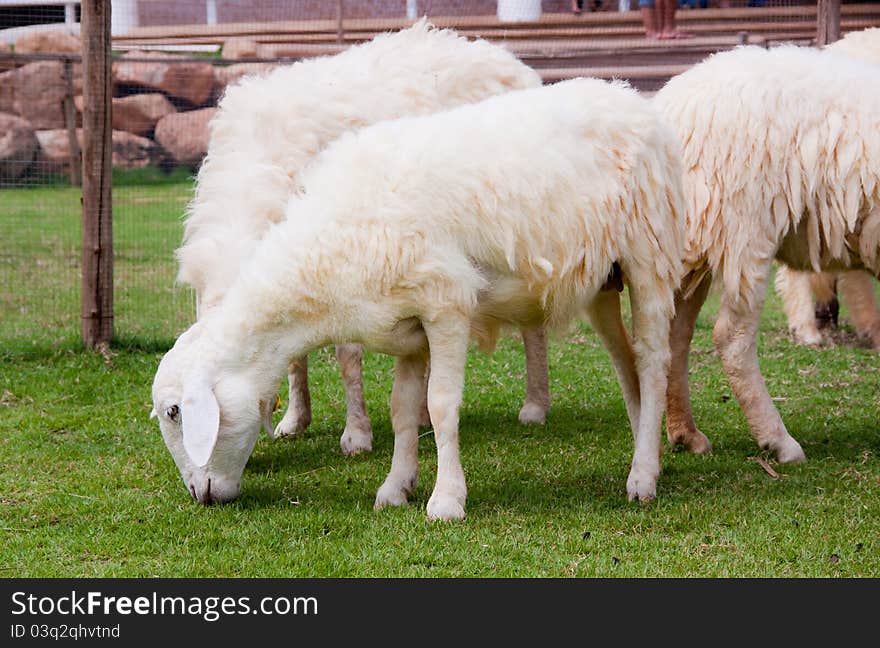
[151, 77, 687, 519]
[176, 19, 548, 458]
[654, 45, 880, 463]
[774, 28, 880, 349]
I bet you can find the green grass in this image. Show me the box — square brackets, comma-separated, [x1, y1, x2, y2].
[1, 173, 879, 577]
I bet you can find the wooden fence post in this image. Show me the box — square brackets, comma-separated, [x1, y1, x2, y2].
[62, 57, 81, 187]
[80, 1, 113, 349]
[817, 0, 841, 46]
[336, 0, 344, 44]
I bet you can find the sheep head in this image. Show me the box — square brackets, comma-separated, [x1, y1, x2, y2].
[151, 322, 276, 505]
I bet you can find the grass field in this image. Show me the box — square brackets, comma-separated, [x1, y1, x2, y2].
[1, 172, 878, 577]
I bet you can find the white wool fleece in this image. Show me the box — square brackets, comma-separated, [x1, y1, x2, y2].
[176, 18, 541, 314]
[654, 45, 880, 313]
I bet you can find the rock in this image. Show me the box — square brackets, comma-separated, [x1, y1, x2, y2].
[0, 112, 38, 181]
[153, 107, 216, 167]
[222, 37, 259, 60]
[113, 51, 215, 107]
[109, 129, 164, 169]
[35, 128, 161, 173]
[214, 62, 275, 94]
[9, 60, 82, 129]
[14, 29, 81, 55]
[0, 68, 14, 113]
[0, 42, 15, 73]
[111, 93, 176, 136]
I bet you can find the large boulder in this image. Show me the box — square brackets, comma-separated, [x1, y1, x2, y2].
[213, 62, 275, 95]
[153, 107, 216, 167]
[8, 60, 82, 129]
[0, 112, 38, 181]
[111, 93, 176, 136]
[35, 128, 162, 173]
[0, 68, 14, 113]
[13, 29, 81, 55]
[113, 51, 215, 107]
[0, 42, 15, 73]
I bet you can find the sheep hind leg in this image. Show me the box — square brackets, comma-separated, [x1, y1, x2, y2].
[838, 271, 880, 349]
[423, 315, 471, 521]
[775, 266, 824, 347]
[517, 327, 550, 425]
[585, 289, 640, 439]
[714, 271, 806, 463]
[666, 271, 713, 454]
[336, 343, 373, 456]
[374, 351, 428, 509]
[624, 275, 674, 502]
[274, 356, 312, 439]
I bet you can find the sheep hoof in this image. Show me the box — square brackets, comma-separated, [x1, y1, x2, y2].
[773, 437, 807, 464]
[340, 425, 372, 456]
[667, 423, 712, 454]
[677, 430, 713, 455]
[626, 467, 658, 503]
[426, 493, 466, 521]
[790, 325, 824, 348]
[375, 480, 412, 509]
[274, 409, 311, 439]
[518, 401, 548, 425]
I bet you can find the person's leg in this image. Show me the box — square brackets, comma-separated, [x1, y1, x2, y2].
[659, 0, 692, 38]
[640, 0, 660, 39]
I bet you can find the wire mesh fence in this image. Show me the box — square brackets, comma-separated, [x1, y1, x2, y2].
[0, 1, 874, 353]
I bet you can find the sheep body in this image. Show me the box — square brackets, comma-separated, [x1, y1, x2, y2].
[774, 29, 880, 349]
[152, 78, 687, 517]
[174, 20, 547, 452]
[179, 20, 540, 306]
[655, 45, 880, 461]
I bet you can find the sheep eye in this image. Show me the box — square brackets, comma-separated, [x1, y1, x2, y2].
[165, 405, 180, 422]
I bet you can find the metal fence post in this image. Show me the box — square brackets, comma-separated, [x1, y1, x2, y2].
[81, 0, 113, 349]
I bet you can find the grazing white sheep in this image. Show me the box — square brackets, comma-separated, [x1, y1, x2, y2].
[774, 266, 880, 348]
[176, 19, 548, 458]
[774, 28, 880, 349]
[151, 78, 687, 519]
[654, 45, 880, 463]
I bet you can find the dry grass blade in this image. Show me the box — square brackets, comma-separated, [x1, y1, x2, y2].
[752, 456, 780, 479]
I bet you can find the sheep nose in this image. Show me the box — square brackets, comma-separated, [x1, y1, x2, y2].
[189, 480, 214, 506]
[200, 478, 214, 506]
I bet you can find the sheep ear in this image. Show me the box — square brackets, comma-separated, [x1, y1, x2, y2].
[181, 378, 220, 468]
[149, 407, 158, 420]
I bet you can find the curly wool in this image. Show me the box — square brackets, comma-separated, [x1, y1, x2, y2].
[212, 77, 686, 361]
[654, 45, 880, 311]
[176, 19, 541, 313]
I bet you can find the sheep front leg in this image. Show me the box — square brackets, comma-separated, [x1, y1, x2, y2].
[714, 272, 806, 463]
[375, 352, 427, 509]
[518, 327, 550, 425]
[274, 356, 311, 438]
[625, 279, 673, 502]
[336, 344, 373, 455]
[838, 271, 880, 349]
[423, 316, 470, 521]
[585, 289, 640, 439]
[666, 271, 713, 454]
[774, 266, 824, 347]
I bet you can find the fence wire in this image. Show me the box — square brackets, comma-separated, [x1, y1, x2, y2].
[0, 1, 874, 352]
